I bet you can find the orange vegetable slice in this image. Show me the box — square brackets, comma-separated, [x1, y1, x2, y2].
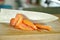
[15, 14, 34, 30]
[35, 23, 51, 31]
[23, 19, 37, 30]
[10, 18, 15, 26]
[10, 14, 23, 27]
[17, 23, 34, 31]
[14, 14, 23, 24]
[15, 14, 24, 28]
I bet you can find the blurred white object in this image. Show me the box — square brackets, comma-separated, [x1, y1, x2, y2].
[49, 0, 60, 7]
[0, 9, 59, 23]
[40, 0, 60, 7]
[40, 0, 48, 7]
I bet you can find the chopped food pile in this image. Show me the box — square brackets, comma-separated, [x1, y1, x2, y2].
[10, 14, 51, 31]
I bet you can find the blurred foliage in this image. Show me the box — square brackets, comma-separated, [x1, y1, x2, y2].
[23, 6, 60, 14]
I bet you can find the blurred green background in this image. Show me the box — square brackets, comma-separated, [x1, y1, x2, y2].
[23, 7, 60, 14]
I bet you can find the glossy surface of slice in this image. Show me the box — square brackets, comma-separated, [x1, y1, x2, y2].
[35, 23, 51, 31]
[23, 19, 37, 30]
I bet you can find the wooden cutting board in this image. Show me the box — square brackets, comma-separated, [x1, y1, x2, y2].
[0, 14, 60, 40]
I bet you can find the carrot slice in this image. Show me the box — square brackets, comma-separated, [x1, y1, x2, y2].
[15, 14, 23, 19]
[10, 14, 36, 30]
[15, 14, 24, 28]
[10, 14, 23, 27]
[35, 23, 51, 31]
[23, 19, 37, 30]
[17, 23, 34, 31]
[14, 14, 23, 25]
[10, 18, 15, 26]
[15, 14, 34, 30]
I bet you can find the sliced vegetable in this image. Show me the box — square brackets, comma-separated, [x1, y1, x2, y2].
[23, 19, 37, 30]
[10, 18, 15, 26]
[10, 13, 52, 31]
[35, 23, 51, 31]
